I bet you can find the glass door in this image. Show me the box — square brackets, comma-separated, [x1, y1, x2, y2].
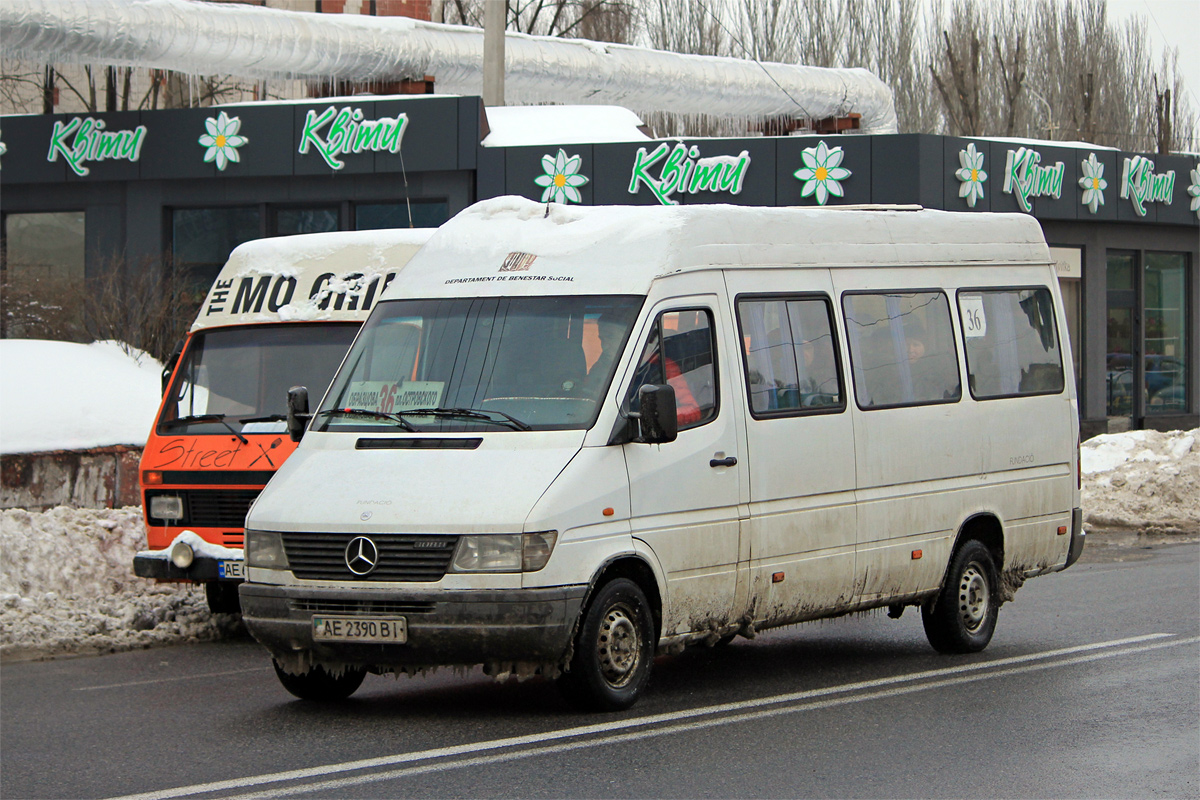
[1144, 254, 1188, 415]
[1106, 253, 1136, 431]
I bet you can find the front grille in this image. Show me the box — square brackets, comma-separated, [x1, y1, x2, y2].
[281, 533, 459, 582]
[186, 490, 260, 528]
[289, 599, 436, 615]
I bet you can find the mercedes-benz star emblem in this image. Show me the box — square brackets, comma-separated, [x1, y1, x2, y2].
[344, 536, 379, 576]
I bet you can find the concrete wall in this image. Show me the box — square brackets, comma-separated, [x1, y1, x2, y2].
[1, 447, 142, 511]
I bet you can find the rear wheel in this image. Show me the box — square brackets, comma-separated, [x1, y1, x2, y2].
[272, 661, 366, 701]
[921, 539, 999, 653]
[205, 581, 241, 614]
[558, 578, 655, 712]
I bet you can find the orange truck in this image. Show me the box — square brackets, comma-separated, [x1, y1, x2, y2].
[133, 228, 433, 612]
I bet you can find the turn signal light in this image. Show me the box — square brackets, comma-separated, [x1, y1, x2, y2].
[911, 550, 923, 559]
[772, 572, 785, 583]
[143, 471, 163, 486]
[1058, 526, 1068, 535]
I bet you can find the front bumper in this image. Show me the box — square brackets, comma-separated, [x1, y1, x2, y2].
[239, 582, 587, 668]
[133, 552, 244, 582]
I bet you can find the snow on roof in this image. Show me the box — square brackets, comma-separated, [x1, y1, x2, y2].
[0, 341, 162, 455]
[385, 196, 1050, 300]
[482, 105, 650, 147]
[195, 227, 435, 331]
[975, 135, 1120, 152]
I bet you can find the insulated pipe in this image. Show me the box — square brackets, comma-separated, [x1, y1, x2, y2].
[0, 0, 899, 134]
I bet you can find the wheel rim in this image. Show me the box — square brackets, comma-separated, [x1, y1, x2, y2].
[596, 602, 642, 688]
[958, 562, 990, 633]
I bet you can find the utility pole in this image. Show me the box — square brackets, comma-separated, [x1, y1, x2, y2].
[483, 0, 505, 107]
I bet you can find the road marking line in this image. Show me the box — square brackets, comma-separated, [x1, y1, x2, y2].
[230, 635, 1200, 800]
[74, 668, 264, 692]
[104, 632, 1184, 800]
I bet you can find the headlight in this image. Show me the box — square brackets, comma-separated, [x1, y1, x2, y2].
[245, 529, 289, 569]
[451, 531, 558, 573]
[170, 540, 194, 568]
[149, 495, 184, 520]
[452, 534, 522, 572]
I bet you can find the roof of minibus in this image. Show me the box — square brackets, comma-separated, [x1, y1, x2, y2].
[384, 197, 1051, 300]
[193, 227, 435, 332]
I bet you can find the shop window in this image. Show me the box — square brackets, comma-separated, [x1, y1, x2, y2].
[843, 291, 961, 409]
[172, 207, 260, 288]
[958, 288, 1064, 399]
[274, 207, 338, 236]
[355, 201, 450, 230]
[3, 211, 85, 282]
[1144, 253, 1188, 414]
[736, 296, 844, 416]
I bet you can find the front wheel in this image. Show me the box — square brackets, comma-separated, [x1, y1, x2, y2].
[921, 539, 999, 654]
[558, 578, 655, 712]
[273, 660, 366, 701]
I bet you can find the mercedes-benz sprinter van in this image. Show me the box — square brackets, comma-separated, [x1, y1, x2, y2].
[240, 199, 1083, 710]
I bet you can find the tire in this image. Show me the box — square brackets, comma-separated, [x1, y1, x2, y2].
[205, 581, 241, 614]
[272, 660, 366, 701]
[558, 578, 655, 712]
[921, 539, 999, 654]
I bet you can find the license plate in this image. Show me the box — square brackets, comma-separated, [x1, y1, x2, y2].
[312, 615, 407, 643]
[218, 560, 245, 579]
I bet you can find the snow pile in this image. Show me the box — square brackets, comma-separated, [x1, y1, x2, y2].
[1082, 428, 1199, 535]
[0, 506, 238, 661]
[0, 340, 162, 455]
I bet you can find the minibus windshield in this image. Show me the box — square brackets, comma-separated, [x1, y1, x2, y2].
[160, 323, 360, 436]
[316, 295, 643, 433]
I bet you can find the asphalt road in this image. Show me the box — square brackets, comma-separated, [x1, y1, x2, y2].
[2, 539, 1197, 800]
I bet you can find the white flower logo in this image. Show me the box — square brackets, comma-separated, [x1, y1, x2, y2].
[1189, 166, 1200, 219]
[955, 143, 988, 208]
[794, 140, 852, 205]
[534, 148, 589, 204]
[199, 111, 248, 172]
[1078, 153, 1108, 214]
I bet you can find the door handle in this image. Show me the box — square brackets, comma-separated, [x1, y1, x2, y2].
[709, 456, 738, 468]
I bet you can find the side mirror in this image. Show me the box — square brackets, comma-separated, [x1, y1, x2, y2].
[637, 384, 678, 444]
[286, 386, 310, 442]
[161, 338, 184, 395]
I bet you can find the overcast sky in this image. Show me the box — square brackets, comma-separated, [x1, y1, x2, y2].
[1105, 0, 1199, 108]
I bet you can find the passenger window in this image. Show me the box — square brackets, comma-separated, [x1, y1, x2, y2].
[843, 291, 962, 408]
[624, 309, 717, 430]
[959, 288, 1065, 398]
[737, 297, 844, 416]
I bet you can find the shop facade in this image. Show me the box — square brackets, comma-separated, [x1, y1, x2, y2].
[2, 94, 1197, 436]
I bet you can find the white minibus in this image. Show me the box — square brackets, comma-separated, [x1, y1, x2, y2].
[240, 198, 1084, 710]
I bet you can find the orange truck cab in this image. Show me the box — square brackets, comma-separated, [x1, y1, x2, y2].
[133, 228, 434, 612]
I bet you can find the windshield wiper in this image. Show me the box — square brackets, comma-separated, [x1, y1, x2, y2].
[317, 408, 418, 432]
[238, 413, 288, 424]
[401, 407, 533, 432]
[161, 413, 248, 444]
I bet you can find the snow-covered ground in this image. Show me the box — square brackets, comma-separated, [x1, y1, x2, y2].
[0, 340, 163, 454]
[0, 506, 238, 661]
[1, 428, 1194, 662]
[1081, 428, 1199, 535]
